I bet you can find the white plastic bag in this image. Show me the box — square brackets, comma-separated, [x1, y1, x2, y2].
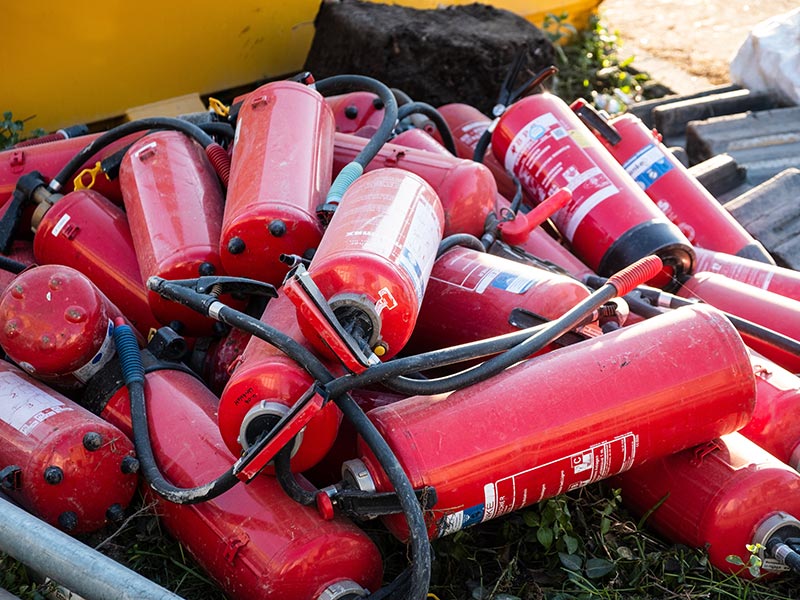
[730, 8, 800, 105]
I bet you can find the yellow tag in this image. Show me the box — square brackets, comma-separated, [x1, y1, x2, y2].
[73, 162, 103, 191]
[208, 97, 230, 118]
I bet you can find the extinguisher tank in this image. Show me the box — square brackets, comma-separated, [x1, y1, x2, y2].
[325, 91, 385, 135]
[407, 246, 593, 351]
[596, 112, 773, 264]
[31, 187, 160, 337]
[0, 265, 123, 388]
[614, 433, 800, 578]
[678, 271, 800, 373]
[743, 352, 800, 471]
[294, 168, 444, 361]
[333, 132, 496, 238]
[88, 361, 383, 599]
[221, 81, 333, 285]
[218, 294, 342, 473]
[491, 93, 694, 282]
[0, 360, 137, 533]
[120, 131, 226, 336]
[348, 304, 755, 539]
[189, 326, 252, 395]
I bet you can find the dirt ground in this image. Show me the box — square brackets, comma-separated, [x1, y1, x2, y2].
[601, 0, 798, 93]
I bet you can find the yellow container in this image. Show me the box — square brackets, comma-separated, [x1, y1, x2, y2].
[1, 0, 600, 133]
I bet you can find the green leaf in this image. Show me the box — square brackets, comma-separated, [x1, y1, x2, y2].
[559, 552, 583, 572]
[584, 557, 615, 579]
[523, 511, 539, 528]
[563, 534, 579, 555]
[537, 526, 554, 550]
[725, 554, 745, 566]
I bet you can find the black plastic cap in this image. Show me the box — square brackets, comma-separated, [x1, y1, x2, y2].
[58, 511, 78, 531]
[82, 431, 103, 451]
[227, 237, 246, 255]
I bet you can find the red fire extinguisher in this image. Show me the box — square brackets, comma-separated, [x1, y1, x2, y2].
[0, 265, 126, 389]
[437, 102, 520, 200]
[220, 81, 333, 285]
[0, 360, 138, 533]
[325, 91, 385, 135]
[119, 130, 226, 336]
[188, 326, 252, 395]
[614, 433, 800, 579]
[217, 293, 343, 473]
[491, 92, 694, 282]
[83, 350, 384, 599]
[333, 132, 496, 238]
[742, 352, 800, 471]
[575, 104, 774, 264]
[343, 304, 755, 540]
[677, 271, 800, 373]
[406, 245, 594, 352]
[694, 246, 800, 304]
[286, 168, 444, 367]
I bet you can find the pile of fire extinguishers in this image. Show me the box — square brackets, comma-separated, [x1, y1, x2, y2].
[0, 65, 799, 600]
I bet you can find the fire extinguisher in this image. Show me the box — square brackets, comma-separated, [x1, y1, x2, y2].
[343, 304, 755, 540]
[491, 92, 695, 283]
[325, 91, 386, 135]
[119, 130, 227, 336]
[285, 168, 444, 368]
[694, 246, 800, 304]
[437, 103, 520, 200]
[573, 102, 774, 264]
[217, 293, 343, 473]
[0, 172, 160, 337]
[677, 271, 800, 373]
[406, 245, 595, 353]
[0, 360, 138, 533]
[80, 337, 384, 600]
[220, 81, 333, 285]
[614, 433, 800, 579]
[742, 352, 800, 470]
[187, 325, 252, 395]
[333, 131, 492, 238]
[0, 265, 127, 389]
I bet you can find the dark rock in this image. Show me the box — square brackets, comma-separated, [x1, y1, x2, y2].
[305, 0, 556, 114]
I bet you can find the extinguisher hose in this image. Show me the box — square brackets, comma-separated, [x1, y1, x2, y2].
[473, 128, 492, 163]
[273, 445, 316, 506]
[437, 234, 486, 257]
[48, 117, 217, 193]
[0, 254, 27, 274]
[113, 321, 240, 504]
[396, 102, 457, 155]
[766, 537, 800, 575]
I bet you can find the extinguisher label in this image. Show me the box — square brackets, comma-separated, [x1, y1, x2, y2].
[696, 253, 774, 290]
[434, 253, 539, 295]
[0, 372, 73, 435]
[396, 197, 442, 305]
[622, 144, 674, 190]
[457, 120, 490, 147]
[51, 213, 71, 238]
[71, 319, 116, 384]
[504, 112, 618, 242]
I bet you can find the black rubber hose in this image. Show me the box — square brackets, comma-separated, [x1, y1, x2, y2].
[472, 128, 492, 164]
[198, 121, 235, 141]
[766, 537, 800, 575]
[313, 75, 398, 170]
[391, 88, 414, 107]
[274, 444, 316, 506]
[396, 102, 457, 155]
[437, 234, 486, 258]
[0, 254, 27, 274]
[49, 117, 216, 192]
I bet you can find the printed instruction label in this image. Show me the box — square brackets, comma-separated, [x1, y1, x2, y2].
[504, 112, 618, 242]
[71, 319, 116, 384]
[622, 143, 674, 190]
[0, 371, 73, 435]
[432, 252, 541, 296]
[51, 214, 71, 237]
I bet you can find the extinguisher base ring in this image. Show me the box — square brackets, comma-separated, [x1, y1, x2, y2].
[596, 220, 695, 288]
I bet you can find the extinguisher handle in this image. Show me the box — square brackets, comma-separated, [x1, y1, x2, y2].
[571, 99, 622, 146]
[606, 255, 664, 297]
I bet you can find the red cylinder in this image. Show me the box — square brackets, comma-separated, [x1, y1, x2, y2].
[491, 93, 694, 281]
[221, 81, 332, 285]
[391, 128, 451, 155]
[407, 246, 593, 352]
[437, 103, 519, 200]
[31, 189, 159, 336]
[742, 352, 800, 471]
[597, 112, 772, 263]
[94, 363, 383, 599]
[678, 271, 800, 373]
[614, 433, 800, 578]
[694, 246, 800, 304]
[0, 265, 123, 388]
[218, 294, 342, 473]
[0, 360, 137, 533]
[350, 304, 755, 539]
[190, 326, 252, 395]
[297, 168, 444, 360]
[120, 131, 225, 336]
[333, 132, 496, 238]
[325, 91, 385, 135]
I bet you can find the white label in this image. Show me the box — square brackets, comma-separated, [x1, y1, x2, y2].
[71, 319, 116, 384]
[0, 371, 73, 435]
[51, 214, 71, 237]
